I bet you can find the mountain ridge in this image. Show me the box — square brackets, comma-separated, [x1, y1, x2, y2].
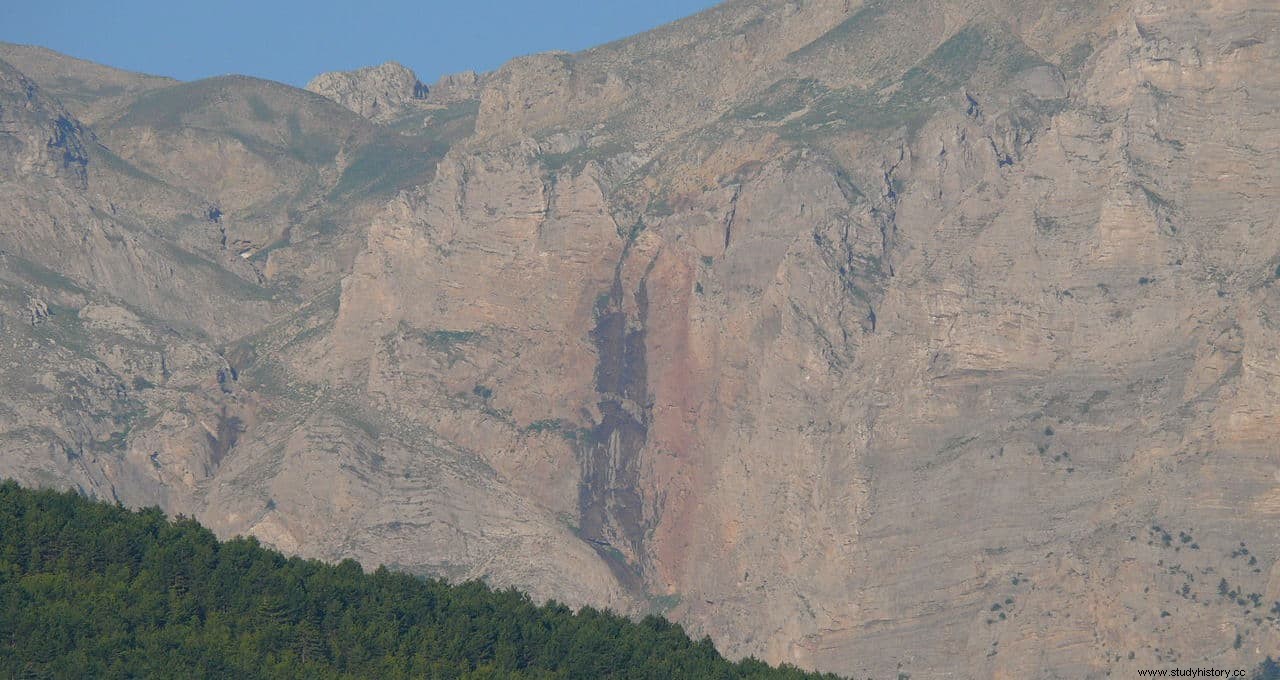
[2, 0, 1280, 676]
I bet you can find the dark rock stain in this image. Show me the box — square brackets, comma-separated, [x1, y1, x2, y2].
[206, 407, 244, 468]
[577, 245, 652, 593]
[48, 116, 89, 187]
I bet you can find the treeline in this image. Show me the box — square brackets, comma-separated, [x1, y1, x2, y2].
[0, 481, 841, 679]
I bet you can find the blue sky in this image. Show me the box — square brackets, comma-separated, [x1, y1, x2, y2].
[0, 1, 720, 86]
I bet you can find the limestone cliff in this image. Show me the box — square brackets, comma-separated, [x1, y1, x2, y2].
[2, 0, 1280, 677]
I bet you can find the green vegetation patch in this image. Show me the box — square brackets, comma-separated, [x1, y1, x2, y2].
[386, 100, 480, 138]
[330, 133, 438, 198]
[523, 419, 563, 433]
[112, 80, 219, 129]
[112, 77, 359, 168]
[755, 22, 1055, 140]
[538, 140, 629, 175]
[785, 0, 891, 62]
[5, 251, 88, 297]
[733, 78, 829, 125]
[157, 241, 276, 302]
[648, 593, 682, 615]
[247, 94, 274, 122]
[421, 329, 481, 351]
[0, 481, 841, 679]
[92, 144, 166, 185]
[1060, 41, 1095, 77]
[283, 112, 342, 166]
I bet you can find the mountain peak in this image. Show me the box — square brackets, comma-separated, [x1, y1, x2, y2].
[306, 61, 429, 121]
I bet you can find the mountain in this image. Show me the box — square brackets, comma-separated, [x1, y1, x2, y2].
[2, 0, 1279, 676]
[0, 42, 175, 124]
[0, 480, 836, 679]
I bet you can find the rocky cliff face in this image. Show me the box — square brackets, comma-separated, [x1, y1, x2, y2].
[3, 0, 1280, 677]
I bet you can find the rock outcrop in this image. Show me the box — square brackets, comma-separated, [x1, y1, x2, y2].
[3, 1, 1280, 677]
[306, 61, 429, 122]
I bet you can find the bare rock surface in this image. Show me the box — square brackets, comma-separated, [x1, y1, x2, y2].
[306, 62, 429, 122]
[4, 1, 1280, 677]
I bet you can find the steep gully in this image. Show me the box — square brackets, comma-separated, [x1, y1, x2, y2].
[577, 231, 655, 596]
